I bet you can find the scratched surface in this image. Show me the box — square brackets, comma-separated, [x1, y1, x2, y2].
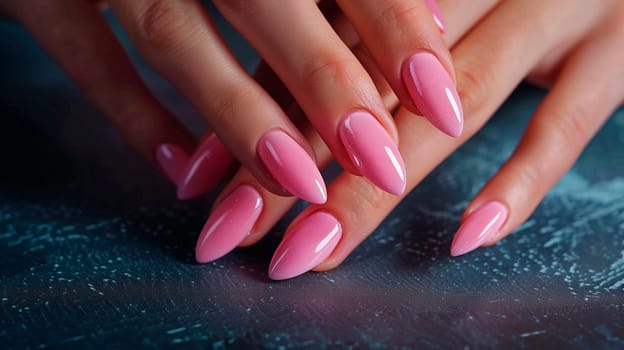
[1, 9, 624, 350]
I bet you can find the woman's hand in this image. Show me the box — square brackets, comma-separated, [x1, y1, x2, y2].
[195, 0, 624, 279]
[1, 0, 458, 204]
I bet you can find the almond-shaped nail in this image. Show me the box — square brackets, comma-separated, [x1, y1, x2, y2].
[402, 51, 463, 137]
[195, 185, 263, 263]
[257, 130, 327, 204]
[450, 201, 508, 256]
[177, 134, 233, 200]
[424, 0, 445, 32]
[269, 211, 342, 280]
[155, 143, 190, 185]
[339, 111, 406, 195]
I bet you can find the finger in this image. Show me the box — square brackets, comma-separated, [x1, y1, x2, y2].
[13, 0, 196, 185]
[175, 132, 234, 200]
[108, 0, 327, 204]
[327, 0, 501, 114]
[195, 33, 408, 263]
[337, 0, 463, 137]
[195, 108, 331, 263]
[194, 0, 520, 268]
[268, 0, 600, 279]
[451, 23, 624, 256]
[214, 0, 408, 196]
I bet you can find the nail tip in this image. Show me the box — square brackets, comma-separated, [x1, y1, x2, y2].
[267, 211, 341, 281]
[194, 248, 213, 264]
[176, 188, 193, 200]
[267, 270, 296, 281]
[380, 181, 406, 196]
[195, 241, 235, 264]
[450, 245, 474, 257]
[433, 118, 463, 138]
[305, 185, 328, 205]
[267, 263, 310, 281]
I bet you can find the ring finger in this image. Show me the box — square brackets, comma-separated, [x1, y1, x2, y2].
[108, 0, 328, 204]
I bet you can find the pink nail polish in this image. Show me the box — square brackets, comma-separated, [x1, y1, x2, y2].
[339, 111, 406, 195]
[402, 51, 463, 137]
[257, 130, 327, 204]
[269, 211, 342, 280]
[424, 0, 445, 32]
[195, 185, 263, 263]
[177, 134, 234, 200]
[155, 143, 190, 185]
[450, 201, 508, 256]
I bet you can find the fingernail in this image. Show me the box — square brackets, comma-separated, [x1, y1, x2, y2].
[155, 143, 190, 185]
[402, 51, 463, 137]
[177, 134, 233, 200]
[257, 129, 327, 204]
[195, 185, 263, 263]
[339, 111, 406, 195]
[269, 211, 342, 280]
[424, 0, 445, 32]
[450, 201, 508, 256]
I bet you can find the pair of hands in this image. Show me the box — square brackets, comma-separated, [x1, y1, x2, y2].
[4, 0, 623, 280]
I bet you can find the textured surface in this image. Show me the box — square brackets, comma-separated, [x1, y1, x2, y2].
[1, 10, 624, 350]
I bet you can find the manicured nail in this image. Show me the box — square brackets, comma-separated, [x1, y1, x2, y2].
[155, 143, 190, 185]
[177, 134, 233, 200]
[195, 185, 263, 263]
[402, 51, 463, 137]
[257, 130, 327, 204]
[424, 0, 445, 32]
[450, 201, 508, 256]
[339, 111, 406, 195]
[269, 211, 342, 280]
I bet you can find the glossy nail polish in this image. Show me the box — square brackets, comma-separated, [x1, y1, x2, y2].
[339, 111, 406, 195]
[257, 130, 327, 204]
[424, 0, 445, 32]
[155, 143, 190, 185]
[195, 185, 263, 263]
[269, 211, 342, 280]
[402, 51, 463, 137]
[450, 201, 508, 256]
[177, 134, 233, 200]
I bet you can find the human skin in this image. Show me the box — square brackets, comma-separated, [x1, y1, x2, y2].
[0, 0, 456, 203]
[2, 1, 623, 279]
[198, 0, 624, 279]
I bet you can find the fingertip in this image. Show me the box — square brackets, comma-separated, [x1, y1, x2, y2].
[450, 201, 508, 257]
[154, 143, 191, 186]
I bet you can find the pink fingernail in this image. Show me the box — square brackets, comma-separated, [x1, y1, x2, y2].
[177, 133, 234, 200]
[258, 130, 327, 204]
[339, 111, 406, 195]
[155, 143, 190, 185]
[424, 0, 445, 32]
[269, 211, 342, 280]
[450, 201, 508, 256]
[195, 185, 263, 263]
[402, 51, 463, 137]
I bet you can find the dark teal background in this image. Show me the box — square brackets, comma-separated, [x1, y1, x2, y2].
[1, 7, 623, 349]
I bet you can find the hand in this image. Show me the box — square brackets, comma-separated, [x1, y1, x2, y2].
[1, 0, 458, 204]
[195, 0, 624, 279]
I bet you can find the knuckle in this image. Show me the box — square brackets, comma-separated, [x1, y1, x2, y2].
[507, 160, 545, 198]
[136, 0, 199, 55]
[209, 80, 259, 128]
[542, 105, 591, 148]
[301, 52, 365, 89]
[374, 1, 421, 33]
[455, 58, 490, 117]
[212, 0, 263, 17]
